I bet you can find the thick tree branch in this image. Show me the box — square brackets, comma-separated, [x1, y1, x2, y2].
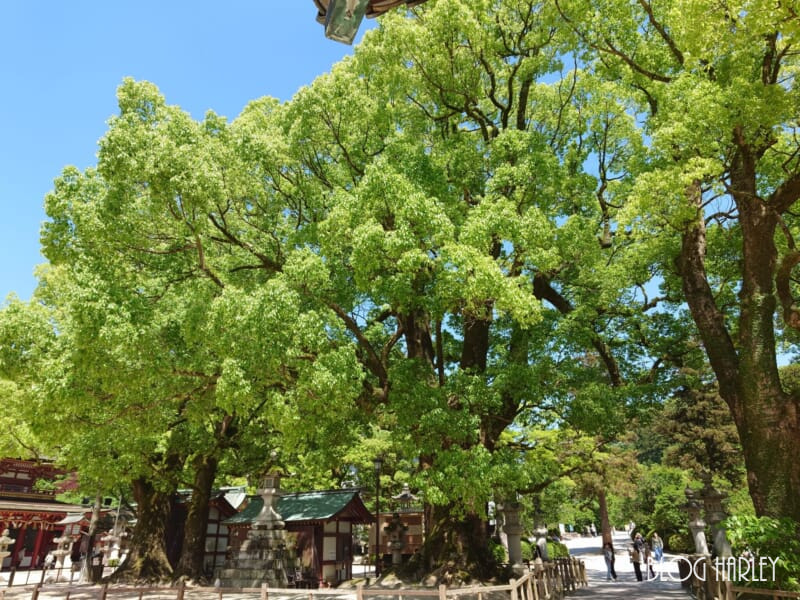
[770, 172, 800, 214]
[327, 302, 389, 390]
[676, 180, 740, 401]
[776, 250, 800, 330]
[637, 0, 684, 67]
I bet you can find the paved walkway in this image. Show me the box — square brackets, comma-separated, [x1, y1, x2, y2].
[563, 531, 693, 600]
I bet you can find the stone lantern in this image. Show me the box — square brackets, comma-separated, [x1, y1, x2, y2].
[384, 513, 408, 566]
[698, 473, 732, 558]
[499, 502, 524, 570]
[51, 528, 75, 574]
[100, 530, 120, 565]
[217, 451, 288, 588]
[683, 488, 710, 556]
[0, 529, 13, 571]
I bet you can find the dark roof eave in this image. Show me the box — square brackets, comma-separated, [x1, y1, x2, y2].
[313, 0, 429, 23]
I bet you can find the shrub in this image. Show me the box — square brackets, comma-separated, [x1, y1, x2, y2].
[547, 541, 570, 559]
[725, 515, 800, 591]
[489, 539, 508, 564]
[667, 532, 694, 554]
[521, 540, 534, 562]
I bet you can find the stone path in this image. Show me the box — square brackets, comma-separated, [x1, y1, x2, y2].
[562, 531, 693, 600]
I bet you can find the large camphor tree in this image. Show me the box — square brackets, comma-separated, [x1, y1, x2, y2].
[261, 0, 684, 573]
[555, 0, 800, 520]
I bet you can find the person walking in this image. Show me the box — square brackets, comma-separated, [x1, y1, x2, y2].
[651, 532, 664, 563]
[630, 533, 645, 581]
[643, 542, 656, 579]
[603, 541, 618, 581]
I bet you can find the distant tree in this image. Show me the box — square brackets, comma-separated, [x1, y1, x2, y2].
[655, 382, 744, 487]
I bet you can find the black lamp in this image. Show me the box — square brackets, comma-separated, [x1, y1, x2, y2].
[324, 0, 370, 44]
[373, 456, 383, 576]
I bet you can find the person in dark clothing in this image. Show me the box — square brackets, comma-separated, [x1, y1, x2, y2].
[631, 533, 645, 581]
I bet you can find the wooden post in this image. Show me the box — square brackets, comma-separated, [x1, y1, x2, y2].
[439, 583, 447, 600]
[262, 582, 269, 600]
[176, 580, 186, 600]
[570, 557, 578, 590]
[30, 584, 40, 600]
[98, 582, 109, 599]
[357, 582, 364, 600]
[510, 578, 518, 600]
[567, 558, 574, 591]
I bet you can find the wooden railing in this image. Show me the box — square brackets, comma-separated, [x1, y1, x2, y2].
[9, 558, 586, 600]
[685, 555, 799, 600]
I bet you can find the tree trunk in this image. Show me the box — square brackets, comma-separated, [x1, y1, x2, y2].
[80, 495, 102, 583]
[418, 502, 495, 579]
[735, 189, 800, 519]
[678, 177, 800, 521]
[598, 489, 612, 546]
[175, 454, 218, 581]
[112, 476, 174, 582]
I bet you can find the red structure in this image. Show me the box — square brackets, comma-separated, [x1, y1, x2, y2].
[0, 458, 84, 570]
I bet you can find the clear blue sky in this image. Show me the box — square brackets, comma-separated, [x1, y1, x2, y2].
[0, 1, 374, 301]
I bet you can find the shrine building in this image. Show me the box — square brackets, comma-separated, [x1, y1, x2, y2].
[0, 458, 85, 570]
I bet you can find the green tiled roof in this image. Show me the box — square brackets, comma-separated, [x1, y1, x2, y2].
[224, 489, 370, 526]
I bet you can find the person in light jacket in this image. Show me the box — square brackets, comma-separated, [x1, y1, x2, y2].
[603, 541, 618, 581]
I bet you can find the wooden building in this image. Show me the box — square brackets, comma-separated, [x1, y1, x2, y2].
[224, 489, 372, 586]
[0, 459, 84, 570]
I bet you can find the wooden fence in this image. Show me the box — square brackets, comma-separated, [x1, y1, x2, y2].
[685, 555, 799, 600]
[3, 558, 586, 600]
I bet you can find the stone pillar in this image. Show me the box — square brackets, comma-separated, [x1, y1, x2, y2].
[684, 489, 709, 556]
[699, 474, 732, 558]
[501, 503, 524, 569]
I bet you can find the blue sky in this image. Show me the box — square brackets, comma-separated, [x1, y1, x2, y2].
[0, 1, 374, 301]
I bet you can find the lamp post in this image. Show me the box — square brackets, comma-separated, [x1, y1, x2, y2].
[373, 457, 383, 577]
